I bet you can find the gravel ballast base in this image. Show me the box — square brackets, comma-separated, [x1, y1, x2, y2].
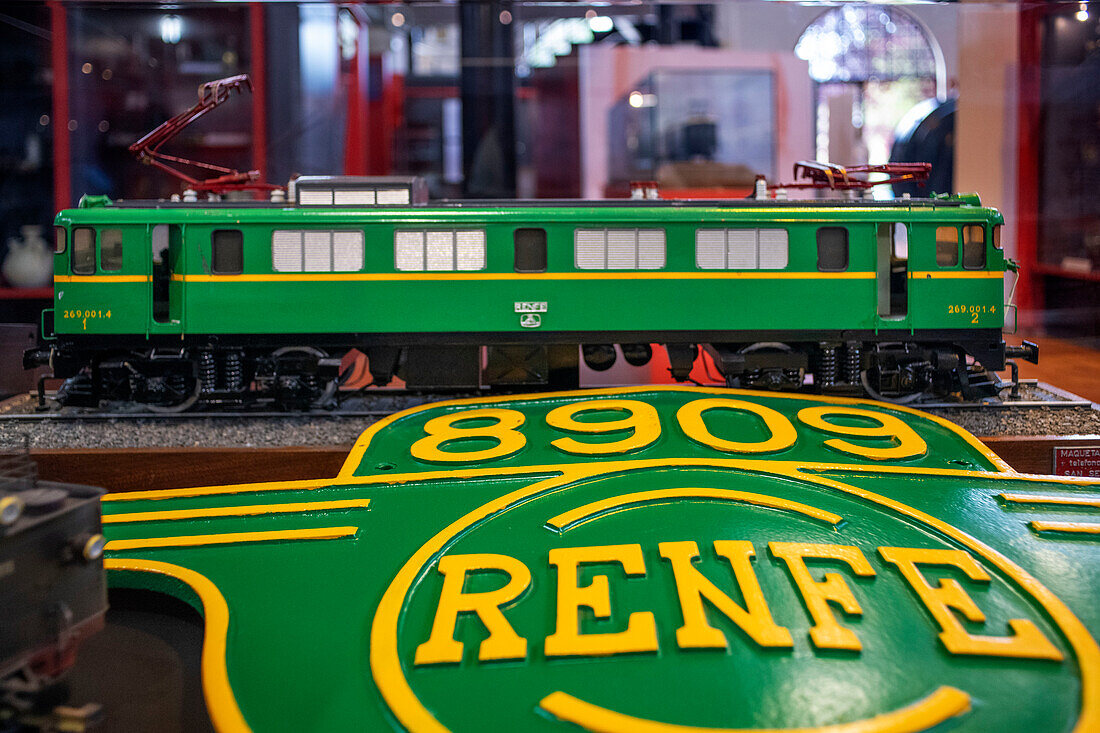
[1, 387, 1097, 450]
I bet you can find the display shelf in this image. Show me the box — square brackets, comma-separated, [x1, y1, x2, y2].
[0, 286, 52, 300]
[1035, 262, 1100, 283]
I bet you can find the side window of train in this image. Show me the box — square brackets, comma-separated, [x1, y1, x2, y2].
[152, 225, 171, 323]
[962, 225, 986, 269]
[514, 228, 548, 272]
[71, 227, 96, 275]
[936, 226, 959, 267]
[271, 230, 365, 272]
[100, 229, 123, 271]
[151, 224, 167, 266]
[816, 227, 848, 272]
[696, 228, 788, 270]
[574, 228, 665, 269]
[394, 230, 486, 271]
[212, 230, 244, 274]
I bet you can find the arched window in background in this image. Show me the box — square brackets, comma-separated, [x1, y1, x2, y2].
[795, 5, 943, 175]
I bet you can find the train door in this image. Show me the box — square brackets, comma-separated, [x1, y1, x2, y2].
[149, 223, 184, 333]
[876, 222, 908, 322]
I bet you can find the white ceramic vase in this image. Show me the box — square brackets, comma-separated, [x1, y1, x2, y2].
[3, 225, 53, 289]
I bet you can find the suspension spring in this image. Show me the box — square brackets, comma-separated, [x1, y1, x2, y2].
[817, 343, 839, 388]
[844, 342, 863, 385]
[223, 351, 244, 392]
[198, 348, 217, 394]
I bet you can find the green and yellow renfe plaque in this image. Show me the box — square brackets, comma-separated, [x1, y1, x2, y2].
[100, 387, 1100, 732]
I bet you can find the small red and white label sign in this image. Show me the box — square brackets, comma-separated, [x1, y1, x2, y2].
[1053, 446, 1100, 477]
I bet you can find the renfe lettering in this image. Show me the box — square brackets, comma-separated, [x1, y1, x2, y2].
[413, 541, 1063, 666]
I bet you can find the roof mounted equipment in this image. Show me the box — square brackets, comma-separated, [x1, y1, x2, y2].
[772, 161, 932, 192]
[128, 75, 281, 195]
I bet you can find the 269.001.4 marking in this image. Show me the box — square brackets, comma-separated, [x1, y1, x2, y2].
[61, 309, 112, 330]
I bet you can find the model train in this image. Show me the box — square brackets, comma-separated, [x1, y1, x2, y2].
[24, 174, 1036, 410]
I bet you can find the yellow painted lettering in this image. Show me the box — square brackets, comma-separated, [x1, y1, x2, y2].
[879, 546, 1063, 661]
[410, 408, 526, 463]
[414, 553, 531, 665]
[659, 540, 793, 649]
[770, 542, 876, 651]
[796, 406, 927, 461]
[676, 398, 797, 454]
[544, 544, 659, 657]
[546, 399, 660, 456]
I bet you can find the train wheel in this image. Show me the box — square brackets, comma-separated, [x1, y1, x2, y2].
[145, 370, 202, 413]
[270, 346, 339, 410]
[738, 343, 805, 391]
[859, 369, 926, 404]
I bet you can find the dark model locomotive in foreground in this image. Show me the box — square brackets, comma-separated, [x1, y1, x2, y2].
[25, 174, 1037, 410]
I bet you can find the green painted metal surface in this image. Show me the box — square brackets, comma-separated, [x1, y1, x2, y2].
[52, 199, 1006, 338]
[101, 387, 1100, 732]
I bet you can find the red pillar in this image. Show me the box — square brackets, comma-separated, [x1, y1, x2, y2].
[249, 3, 268, 183]
[343, 19, 368, 174]
[49, 1, 70, 212]
[366, 54, 399, 175]
[1015, 3, 1044, 316]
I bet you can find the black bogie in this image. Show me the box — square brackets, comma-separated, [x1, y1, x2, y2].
[37, 329, 1019, 410]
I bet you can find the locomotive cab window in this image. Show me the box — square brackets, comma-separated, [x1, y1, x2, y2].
[54, 226, 66, 254]
[816, 227, 848, 271]
[212, 230, 244, 274]
[514, 228, 547, 272]
[100, 229, 123, 271]
[962, 225, 986, 269]
[936, 226, 959, 267]
[71, 228, 95, 275]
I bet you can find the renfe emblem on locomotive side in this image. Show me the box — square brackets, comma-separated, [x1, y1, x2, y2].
[99, 388, 1100, 732]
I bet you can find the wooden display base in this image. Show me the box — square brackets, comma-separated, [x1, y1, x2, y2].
[32, 446, 349, 492]
[981, 435, 1100, 475]
[28, 435, 1100, 493]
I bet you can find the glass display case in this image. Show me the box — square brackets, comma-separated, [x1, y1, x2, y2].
[2, 10, 1100, 724]
[0, 1, 1097, 345]
[1035, 2, 1100, 338]
[607, 68, 774, 196]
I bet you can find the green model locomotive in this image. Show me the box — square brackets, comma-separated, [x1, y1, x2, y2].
[26, 174, 1036, 409]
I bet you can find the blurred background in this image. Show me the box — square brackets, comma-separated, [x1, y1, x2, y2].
[0, 0, 1096, 389]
